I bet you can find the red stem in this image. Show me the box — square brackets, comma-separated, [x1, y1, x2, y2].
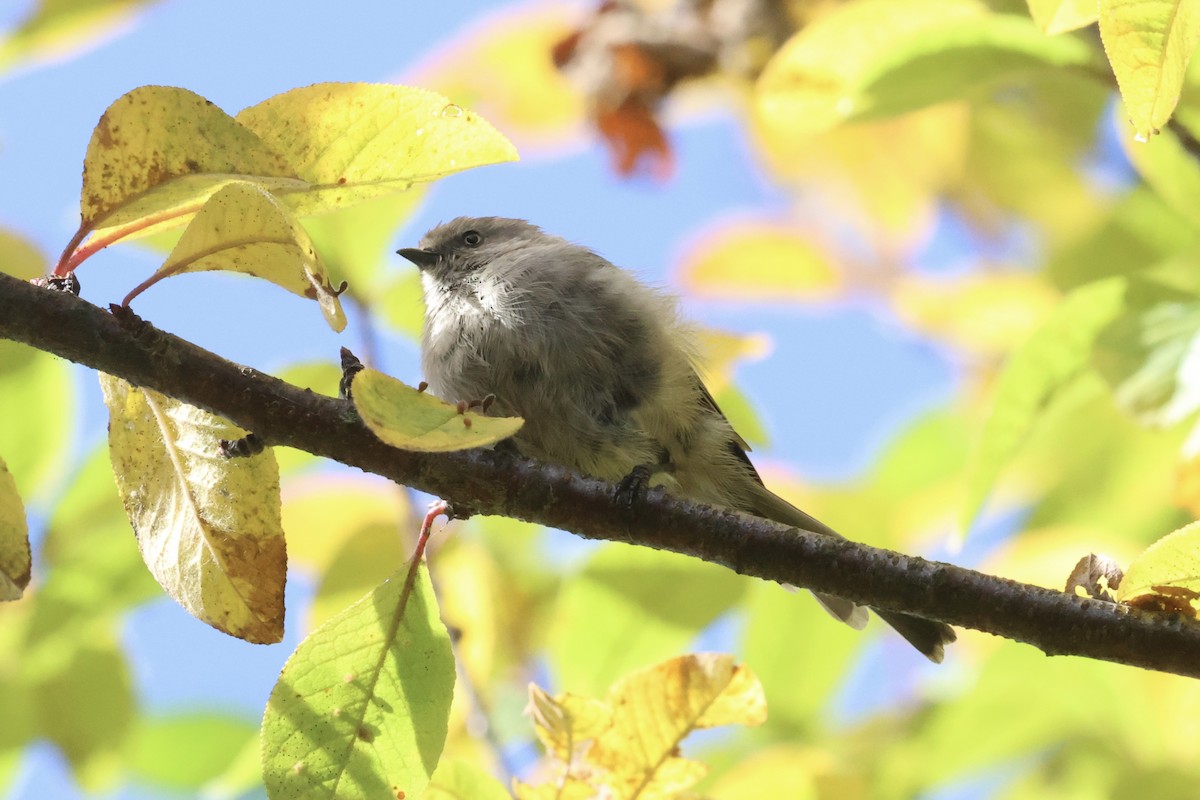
[53, 225, 90, 276]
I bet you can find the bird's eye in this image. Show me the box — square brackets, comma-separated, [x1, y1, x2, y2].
[461, 230, 483, 247]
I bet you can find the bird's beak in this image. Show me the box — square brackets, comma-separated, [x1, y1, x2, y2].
[396, 248, 440, 270]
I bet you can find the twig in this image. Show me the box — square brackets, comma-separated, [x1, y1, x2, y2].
[4, 270, 1200, 678]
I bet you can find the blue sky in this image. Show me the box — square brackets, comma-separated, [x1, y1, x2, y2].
[0, 2, 957, 797]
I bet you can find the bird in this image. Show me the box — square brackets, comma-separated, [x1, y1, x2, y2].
[397, 216, 955, 662]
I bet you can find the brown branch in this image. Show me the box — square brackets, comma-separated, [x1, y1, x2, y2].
[3, 270, 1200, 677]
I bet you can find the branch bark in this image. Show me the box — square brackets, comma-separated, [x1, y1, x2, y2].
[3, 270, 1199, 678]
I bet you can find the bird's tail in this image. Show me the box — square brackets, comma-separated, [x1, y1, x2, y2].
[747, 484, 956, 663]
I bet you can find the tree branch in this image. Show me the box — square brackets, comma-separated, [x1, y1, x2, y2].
[3, 270, 1199, 678]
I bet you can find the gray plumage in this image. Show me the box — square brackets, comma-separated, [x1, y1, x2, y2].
[399, 216, 955, 662]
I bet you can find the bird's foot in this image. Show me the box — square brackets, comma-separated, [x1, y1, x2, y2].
[614, 464, 654, 509]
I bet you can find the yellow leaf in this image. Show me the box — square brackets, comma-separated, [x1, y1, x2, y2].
[520, 654, 765, 798]
[1174, 447, 1200, 516]
[135, 182, 346, 331]
[281, 474, 409, 571]
[68, 83, 516, 270]
[352, 368, 524, 453]
[79, 86, 303, 243]
[694, 328, 772, 397]
[608, 757, 708, 799]
[527, 684, 612, 762]
[0, 457, 31, 600]
[590, 654, 766, 794]
[302, 189, 426, 291]
[1117, 519, 1200, 616]
[1027, 0, 1100, 34]
[98, 374, 285, 643]
[420, 4, 585, 147]
[1100, 0, 1200, 138]
[892, 271, 1062, 357]
[753, 104, 969, 242]
[235, 82, 519, 216]
[435, 541, 501, 687]
[677, 223, 840, 302]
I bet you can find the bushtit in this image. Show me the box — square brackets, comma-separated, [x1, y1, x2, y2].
[399, 217, 955, 662]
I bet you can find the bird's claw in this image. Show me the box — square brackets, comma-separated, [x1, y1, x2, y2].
[614, 464, 653, 509]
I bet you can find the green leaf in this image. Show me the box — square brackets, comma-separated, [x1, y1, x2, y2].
[302, 188, 426, 292]
[39, 444, 158, 600]
[261, 564, 454, 800]
[21, 446, 159, 685]
[740, 581, 862, 730]
[377, 269, 427, 340]
[1120, 107, 1200, 227]
[235, 82, 519, 216]
[309, 522, 407, 630]
[756, 0, 1100, 136]
[1094, 284, 1200, 425]
[0, 339, 74, 501]
[0, 749, 20, 798]
[0, 0, 161, 73]
[1100, 0, 1200, 138]
[275, 360, 343, 474]
[127, 713, 257, 790]
[1018, 378, 1187, 537]
[0, 616, 36, 754]
[201, 731, 266, 799]
[965, 277, 1127, 528]
[0, 225, 49, 280]
[0, 456, 30, 600]
[99, 373, 286, 643]
[854, 15, 1099, 121]
[34, 638, 136, 787]
[352, 367, 524, 452]
[138, 181, 347, 331]
[905, 644, 1123, 790]
[1047, 187, 1199, 290]
[425, 758, 512, 800]
[546, 544, 746, 697]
